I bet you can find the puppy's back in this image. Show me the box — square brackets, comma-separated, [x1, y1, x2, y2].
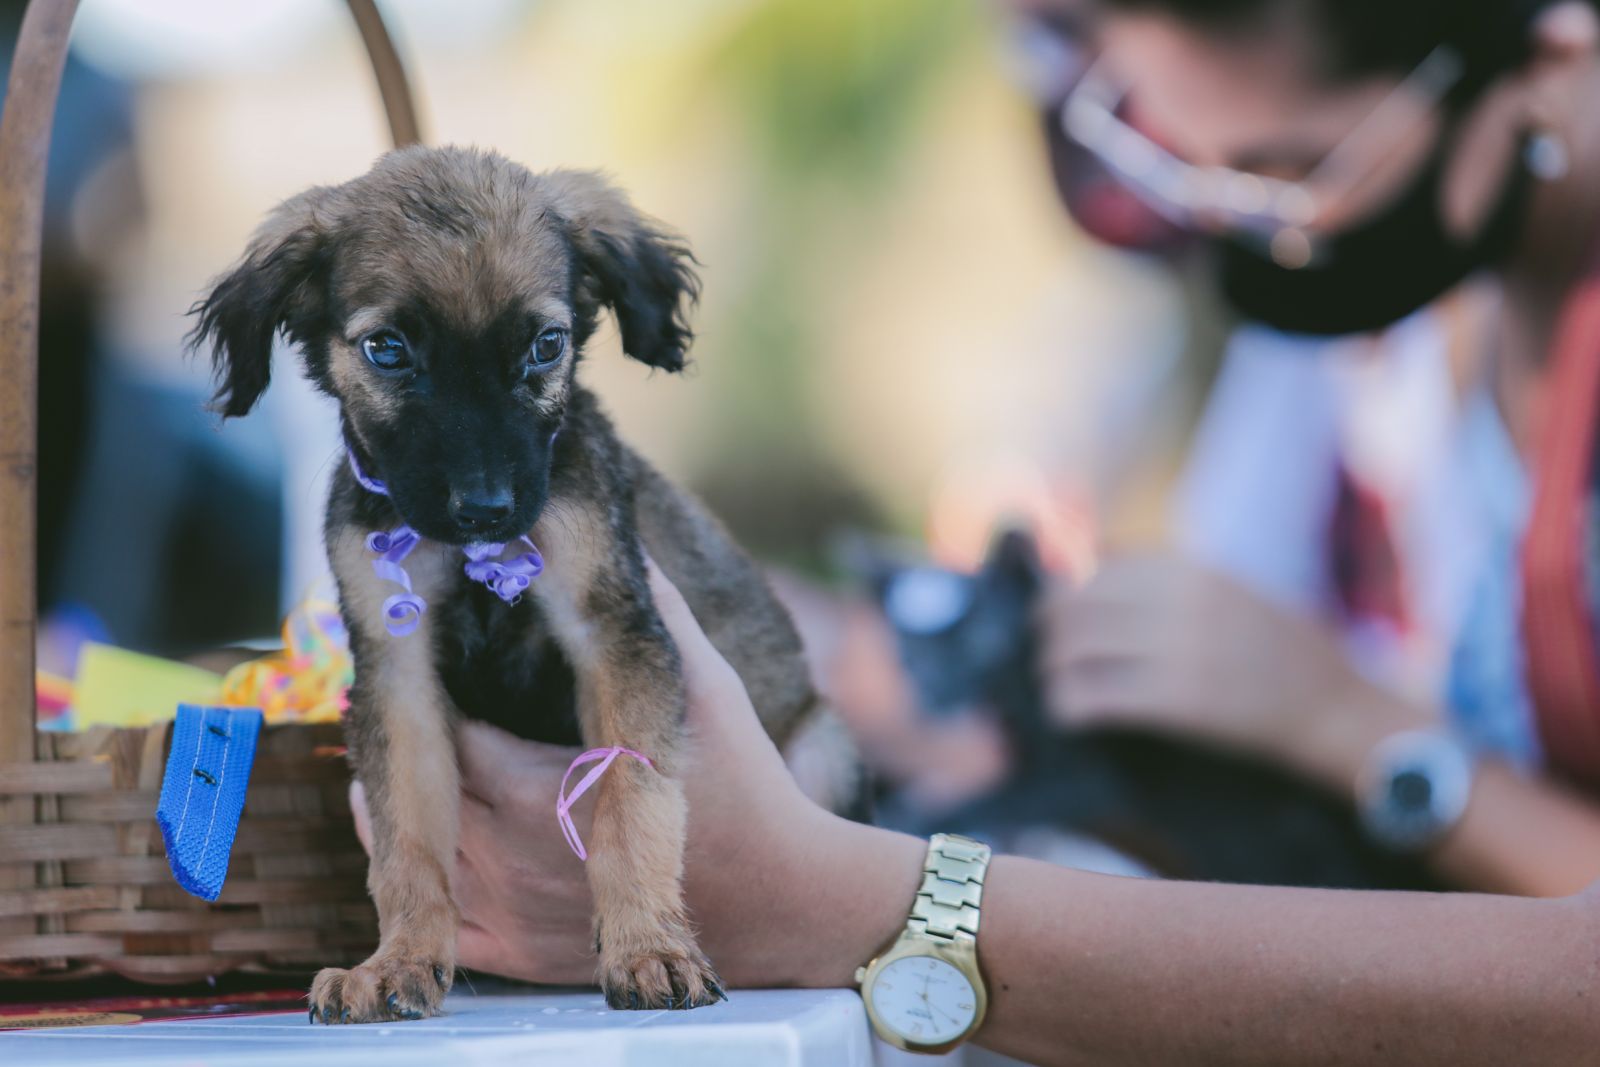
[627, 452, 814, 741]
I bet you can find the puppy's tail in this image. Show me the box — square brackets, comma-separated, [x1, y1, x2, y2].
[782, 703, 872, 822]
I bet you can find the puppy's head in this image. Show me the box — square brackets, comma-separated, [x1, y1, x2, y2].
[190, 146, 699, 544]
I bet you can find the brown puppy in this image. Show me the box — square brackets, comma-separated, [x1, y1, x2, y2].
[192, 146, 848, 1021]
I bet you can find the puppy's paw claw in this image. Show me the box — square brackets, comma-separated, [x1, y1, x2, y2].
[310, 956, 451, 1023]
[388, 992, 424, 1021]
[600, 940, 722, 1011]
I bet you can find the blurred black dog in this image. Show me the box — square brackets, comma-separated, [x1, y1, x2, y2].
[864, 531, 1442, 890]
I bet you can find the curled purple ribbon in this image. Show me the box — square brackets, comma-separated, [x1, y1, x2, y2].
[463, 538, 544, 603]
[347, 448, 545, 636]
[365, 524, 425, 636]
[349, 450, 390, 496]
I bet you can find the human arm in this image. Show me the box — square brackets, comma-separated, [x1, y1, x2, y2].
[1041, 554, 1600, 896]
[978, 856, 1600, 1065]
[353, 560, 1600, 1064]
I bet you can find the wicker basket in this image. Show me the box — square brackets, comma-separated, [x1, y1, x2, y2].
[0, 724, 375, 981]
[0, 0, 421, 984]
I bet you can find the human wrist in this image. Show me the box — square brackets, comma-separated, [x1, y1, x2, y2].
[779, 812, 925, 988]
[1294, 676, 1432, 798]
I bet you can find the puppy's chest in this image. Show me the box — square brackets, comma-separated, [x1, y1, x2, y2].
[430, 582, 582, 745]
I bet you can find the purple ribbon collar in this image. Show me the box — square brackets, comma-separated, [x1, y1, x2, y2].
[348, 449, 543, 637]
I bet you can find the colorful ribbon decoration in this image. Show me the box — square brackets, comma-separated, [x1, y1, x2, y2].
[557, 746, 655, 860]
[219, 596, 352, 722]
[348, 449, 545, 636]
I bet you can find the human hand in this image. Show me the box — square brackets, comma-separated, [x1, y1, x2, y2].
[351, 560, 923, 989]
[1039, 554, 1416, 787]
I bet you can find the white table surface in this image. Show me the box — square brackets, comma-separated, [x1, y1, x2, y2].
[0, 987, 876, 1067]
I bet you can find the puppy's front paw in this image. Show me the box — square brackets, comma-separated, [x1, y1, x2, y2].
[599, 927, 727, 1010]
[309, 955, 453, 1023]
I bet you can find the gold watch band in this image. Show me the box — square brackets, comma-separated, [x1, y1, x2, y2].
[906, 833, 991, 944]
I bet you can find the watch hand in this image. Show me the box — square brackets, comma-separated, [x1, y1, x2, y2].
[916, 992, 961, 1026]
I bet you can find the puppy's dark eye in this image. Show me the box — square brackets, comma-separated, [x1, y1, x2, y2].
[361, 330, 411, 371]
[526, 327, 567, 373]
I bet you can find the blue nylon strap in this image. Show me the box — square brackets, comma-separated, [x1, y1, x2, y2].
[155, 704, 263, 902]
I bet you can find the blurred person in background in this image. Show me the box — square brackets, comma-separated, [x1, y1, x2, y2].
[806, 0, 1600, 899]
[1022, 0, 1600, 897]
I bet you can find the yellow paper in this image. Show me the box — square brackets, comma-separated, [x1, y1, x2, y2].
[72, 642, 223, 729]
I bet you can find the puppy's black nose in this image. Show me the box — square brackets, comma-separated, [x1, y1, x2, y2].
[449, 488, 514, 531]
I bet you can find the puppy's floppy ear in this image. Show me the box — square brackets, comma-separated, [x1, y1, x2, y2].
[188, 187, 335, 417]
[540, 170, 700, 372]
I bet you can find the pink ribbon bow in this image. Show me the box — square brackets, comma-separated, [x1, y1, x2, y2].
[557, 746, 654, 860]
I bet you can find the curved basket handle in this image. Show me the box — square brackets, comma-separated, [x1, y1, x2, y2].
[0, 0, 78, 780]
[0, 0, 423, 764]
[346, 0, 423, 148]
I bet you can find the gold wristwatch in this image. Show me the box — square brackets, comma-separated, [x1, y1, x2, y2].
[855, 833, 991, 1054]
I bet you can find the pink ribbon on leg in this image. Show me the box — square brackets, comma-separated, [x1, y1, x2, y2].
[557, 746, 654, 860]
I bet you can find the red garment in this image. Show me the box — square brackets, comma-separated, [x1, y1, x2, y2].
[1330, 468, 1410, 634]
[1522, 272, 1600, 783]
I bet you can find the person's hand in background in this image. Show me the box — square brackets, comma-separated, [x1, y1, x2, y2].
[1038, 554, 1428, 792]
[351, 560, 922, 989]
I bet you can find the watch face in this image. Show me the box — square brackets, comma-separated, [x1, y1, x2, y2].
[870, 955, 978, 1046]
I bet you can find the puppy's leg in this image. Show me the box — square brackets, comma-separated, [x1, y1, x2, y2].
[582, 650, 721, 1009]
[311, 531, 460, 1024]
[538, 504, 722, 1010]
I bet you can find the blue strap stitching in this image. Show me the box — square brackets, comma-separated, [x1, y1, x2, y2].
[172, 707, 204, 842]
[195, 707, 231, 870]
